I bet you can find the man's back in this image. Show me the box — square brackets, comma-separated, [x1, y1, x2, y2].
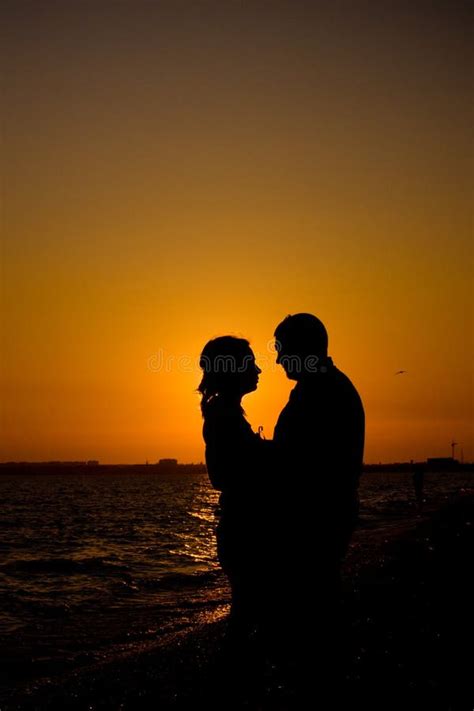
[269, 314, 364, 683]
[273, 357, 365, 559]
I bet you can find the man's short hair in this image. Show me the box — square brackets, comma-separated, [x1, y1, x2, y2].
[274, 313, 328, 356]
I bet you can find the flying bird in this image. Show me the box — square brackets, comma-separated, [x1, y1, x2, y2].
[395, 370, 407, 375]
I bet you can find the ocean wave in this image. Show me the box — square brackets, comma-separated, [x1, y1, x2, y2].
[140, 569, 222, 591]
[0, 556, 130, 576]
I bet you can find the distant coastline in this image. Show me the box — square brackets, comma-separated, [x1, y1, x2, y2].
[0, 458, 472, 475]
[0, 460, 207, 475]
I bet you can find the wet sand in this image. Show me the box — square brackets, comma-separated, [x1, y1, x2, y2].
[3, 490, 472, 710]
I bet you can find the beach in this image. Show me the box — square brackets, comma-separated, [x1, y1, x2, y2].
[2, 485, 472, 710]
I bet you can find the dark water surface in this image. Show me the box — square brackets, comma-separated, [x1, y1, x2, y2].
[0, 470, 471, 696]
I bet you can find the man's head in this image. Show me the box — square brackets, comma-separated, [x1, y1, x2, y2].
[274, 313, 328, 380]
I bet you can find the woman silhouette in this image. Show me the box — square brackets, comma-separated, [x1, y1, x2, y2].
[198, 336, 269, 636]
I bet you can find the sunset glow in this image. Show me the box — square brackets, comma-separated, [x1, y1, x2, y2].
[2, 2, 472, 463]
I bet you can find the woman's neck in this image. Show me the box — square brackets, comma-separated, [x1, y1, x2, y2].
[218, 392, 243, 407]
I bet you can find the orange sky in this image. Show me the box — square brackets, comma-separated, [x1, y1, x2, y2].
[1, 1, 473, 464]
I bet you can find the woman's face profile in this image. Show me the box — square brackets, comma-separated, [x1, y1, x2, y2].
[199, 337, 260, 400]
[238, 349, 261, 395]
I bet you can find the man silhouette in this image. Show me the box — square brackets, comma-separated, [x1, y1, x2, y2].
[271, 313, 365, 689]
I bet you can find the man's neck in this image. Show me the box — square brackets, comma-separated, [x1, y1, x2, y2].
[295, 355, 334, 384]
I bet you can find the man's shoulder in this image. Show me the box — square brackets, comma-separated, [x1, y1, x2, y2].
[331, 365, 359, 391]
[329, 366, 364, 406]
[295, 365, 364, 413]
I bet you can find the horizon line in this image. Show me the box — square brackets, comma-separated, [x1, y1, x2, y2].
[0, 458, 471, 467]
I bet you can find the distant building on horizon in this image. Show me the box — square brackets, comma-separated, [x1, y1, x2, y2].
[156, 458, 178, 468]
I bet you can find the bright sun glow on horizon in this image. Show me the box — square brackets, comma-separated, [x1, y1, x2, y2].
[1, 2, 473, 464]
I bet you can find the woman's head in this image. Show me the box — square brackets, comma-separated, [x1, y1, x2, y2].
[198, 336, 260, 413]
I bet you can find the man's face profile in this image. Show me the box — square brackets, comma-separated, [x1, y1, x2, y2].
[275, 338, 300, 381]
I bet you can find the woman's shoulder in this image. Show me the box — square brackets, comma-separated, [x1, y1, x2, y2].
[203, 396, 244, 421]
[203, 397, 255, 441]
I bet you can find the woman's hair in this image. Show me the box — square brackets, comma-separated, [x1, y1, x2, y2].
[198, 336, 251, 416]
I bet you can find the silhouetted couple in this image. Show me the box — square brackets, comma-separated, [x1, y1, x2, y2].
[199, 313, 365, 697]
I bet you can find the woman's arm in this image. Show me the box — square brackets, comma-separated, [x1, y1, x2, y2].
[204, 415, 273, 492]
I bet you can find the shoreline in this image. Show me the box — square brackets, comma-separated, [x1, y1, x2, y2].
[2, 488, 472, 709]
